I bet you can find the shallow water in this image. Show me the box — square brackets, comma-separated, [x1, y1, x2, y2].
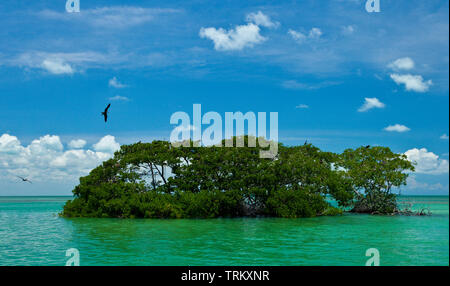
[0, 196, 448, 266]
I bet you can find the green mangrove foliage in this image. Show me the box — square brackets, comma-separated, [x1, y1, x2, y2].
[337, 146, 415, 214]
[62, 137, 414, 218]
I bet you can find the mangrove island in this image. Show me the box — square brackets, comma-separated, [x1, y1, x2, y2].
[62, 136, 416, 218]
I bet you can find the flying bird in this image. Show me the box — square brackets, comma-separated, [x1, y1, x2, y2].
[365, 145, 370, 149]
[101, 103, 111, 122]
[304, 140, 308, 145]
[16, 176, 32, 184]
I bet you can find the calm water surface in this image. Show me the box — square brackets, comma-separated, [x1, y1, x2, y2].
[0, 196, 448, 266]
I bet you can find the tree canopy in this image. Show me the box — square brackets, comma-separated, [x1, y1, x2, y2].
[337, 146, 415, 214]
[62, 137, 414, 218]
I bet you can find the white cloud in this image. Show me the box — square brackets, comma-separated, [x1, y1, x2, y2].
[39, 7, 180, 29]
[296, 104, 309, 109]
[12, 51, 112, 74]
[41, 59, 74, 75]
[341, 25, 355, 35]
[0, 134, 23, 155]
[390, 74, 432, 92]
[0, 134, 119, 182]
[10, 50, 174, 74]
[404, 148, 449, 175]
[199, 23, 266, 51]
[308, 28, 323, 39]
[440, 134, 449, 140]
[93, 135, 120, 154]
[68, 139, 87, 149]
[109, 95, 130, 101]
[388, 57, 415, 71]
[406, 176, 447, 191]
[288, 27, 322, 43]
[30, 135, 64, 152]
[50, 149, 109, 169]
[109, 77, 127, 88]
[384, 124, 411, 133]
[282, 80, 340, 90]
[246, 11, 279, 28]
[358, 97, 385, 112]
[288, 30, 307, 42]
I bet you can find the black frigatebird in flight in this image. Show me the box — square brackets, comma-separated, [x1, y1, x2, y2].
[101, 103, 111, 122]
[16, 176, 32, 184]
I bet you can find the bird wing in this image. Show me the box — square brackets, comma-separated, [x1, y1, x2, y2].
[104, 113, 108, 122]
[105, 103, 111, 112]
[16, 175, 25, 180]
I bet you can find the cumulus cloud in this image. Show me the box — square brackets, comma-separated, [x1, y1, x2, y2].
[288, 27, 322, 43]
[199, 11, 281, 51]
[440, 134, 449, 140]
[384, 124, 411, 133]
[0, 134, 119, 182]
[246, 11, 279, 28]
[404, 148, 449, 175]
[387, 58, 432, 92]
[93, 135, 120, 154]
[358, 97, 385, 112]
[30, 135, 64, 152]
[390, 74, 432, 92]
[50, 149, 110, 170]
[388, 57, 415, 71]
[199, 23, 266, 51]
[0, 134, 23, 155]
[109, 77, 127, 88]
[68, 139, 87, 149]
[41, 59, 74, 75]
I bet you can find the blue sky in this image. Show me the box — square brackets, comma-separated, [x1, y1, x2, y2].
[0, 0, 448, 195]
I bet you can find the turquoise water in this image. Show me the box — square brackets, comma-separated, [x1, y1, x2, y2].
[0, 196, 448, 266]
